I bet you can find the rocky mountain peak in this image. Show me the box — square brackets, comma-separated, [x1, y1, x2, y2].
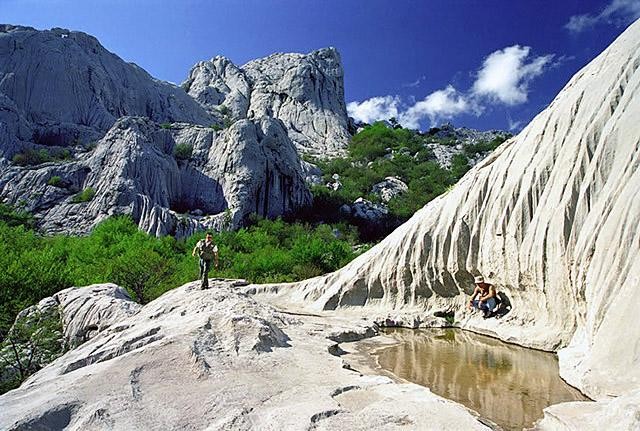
[185, 47, 351, 156]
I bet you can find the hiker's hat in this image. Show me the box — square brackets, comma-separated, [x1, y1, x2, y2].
[474, 275, 485, 284]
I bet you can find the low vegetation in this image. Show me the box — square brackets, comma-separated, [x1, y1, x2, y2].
[173, 143, 193, 161]
[12, 148, 72, 166]
[46, 176, 64, 187]
[301, 122, 509, 234]
[71, 187, 96, 203]
[0, 213, 363, 344]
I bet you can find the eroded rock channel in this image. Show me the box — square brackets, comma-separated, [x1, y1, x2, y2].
[372, 328, 589, 430]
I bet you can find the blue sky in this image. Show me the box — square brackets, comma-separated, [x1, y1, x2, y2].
[2, 0, 639, 132]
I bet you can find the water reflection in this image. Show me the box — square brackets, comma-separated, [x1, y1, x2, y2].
[375, 329, 588, 430]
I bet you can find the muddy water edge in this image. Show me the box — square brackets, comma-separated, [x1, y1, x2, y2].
[347, 328, 589, 431]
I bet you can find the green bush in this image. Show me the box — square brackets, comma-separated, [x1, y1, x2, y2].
[160, 122, 174, 129]
[300, 122, 483, 239]
[0, 204, 35, 229]
[47, 176, 64, 187]
[173, 143, 193, 161]
[12, 148, 73, 166]
[211, 124, 223, 132]
[0, 214, 363, 346]
[71, 187, 96, 203]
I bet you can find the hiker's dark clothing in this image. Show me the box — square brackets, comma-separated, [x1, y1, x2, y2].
[195, 240, 217, 289]
[473, 297, 497, 313]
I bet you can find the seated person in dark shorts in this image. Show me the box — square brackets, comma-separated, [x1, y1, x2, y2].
[467, 275, 497, 318]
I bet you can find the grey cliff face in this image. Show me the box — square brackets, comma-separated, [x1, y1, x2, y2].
[0, 25, 327, 235]
[0, 25, 213, 155]
[0, 116, 310, 236]
[184, 47, 351, 156]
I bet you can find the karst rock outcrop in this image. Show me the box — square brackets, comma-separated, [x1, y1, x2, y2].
[256, 19, 640, 428]
[0, 25, 350, 235]
[183, 47, 351, 156]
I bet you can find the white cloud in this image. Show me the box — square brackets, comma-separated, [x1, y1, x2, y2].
[399, 86, 473, 129]
[347, 44, 554, 130]
[471, 45, 553, 105]
[566, 0, 640, 33]
[347, 95, 400, 124]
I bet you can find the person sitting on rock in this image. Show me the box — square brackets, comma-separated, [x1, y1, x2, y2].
[467, 275, 497, 318]
[192, 232, 219, 289]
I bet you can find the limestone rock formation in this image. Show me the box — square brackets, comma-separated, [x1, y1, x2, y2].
[1, 25, 347, 235]
[184, 48, 351, 156]
[260, 18, 640, 421]
[0, 24, 214, 160]
[342, 197, 389, 223]
[0, 281, 489, 430]
[0, 116, 311, 235]
[54, 284, 141, 347]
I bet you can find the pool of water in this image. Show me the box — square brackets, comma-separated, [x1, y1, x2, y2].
[374, 328, 589, 430]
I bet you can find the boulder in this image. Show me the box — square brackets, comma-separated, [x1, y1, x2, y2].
[371, 176, 408, 202]
[300, 159, 323, 185]
[53, 284, 141, 347]
[0, 284, 139, 392]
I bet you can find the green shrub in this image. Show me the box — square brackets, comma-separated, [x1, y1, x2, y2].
[47, 176, 64, 187]
[0, 204, 35, 229]
[160, 122, 173, 129]
[12, 148, 73, 166]
[173, 143, 193, 161]
[211, 124, 223, 132]
[12, 149, 51, 166]
[0, 215, 363, 351]
[71, 187, 96, 203]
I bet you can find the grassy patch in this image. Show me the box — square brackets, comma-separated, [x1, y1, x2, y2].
[46, 176, 64, 187]
[71, 187, 95, 203]
[12, 148, 72, 166]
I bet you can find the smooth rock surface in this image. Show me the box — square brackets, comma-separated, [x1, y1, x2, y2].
[0, 284, 138, 390]
[53, 284, 141, 347]
[0, 281, 489, 430]
[260, 18, 640, 418]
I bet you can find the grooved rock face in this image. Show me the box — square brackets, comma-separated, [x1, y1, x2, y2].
[184, 48, 351, 156]
[54, 284, 142, 346]
[0, 116, 311, 236]
[267, 18, 640, 405]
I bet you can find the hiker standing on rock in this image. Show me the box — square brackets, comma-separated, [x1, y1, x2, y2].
[467, 275, 497, 318]
[192, 232, 219, 289]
